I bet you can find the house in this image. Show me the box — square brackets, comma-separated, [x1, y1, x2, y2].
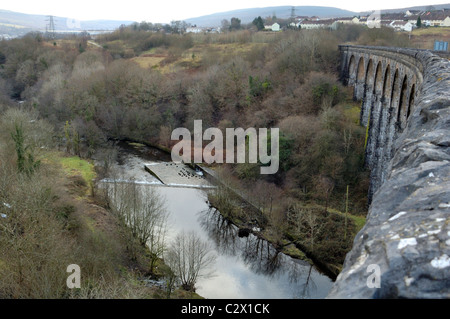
[403, 22, 414, 32]
[264, 23, 280, 31]
[389, 20, 414, 32]
[299, 20, 323, 29]
[295, 16, 309, 21]
[410, 9, 450, 27]
[186, 27, 204, 33]
[209, 28, 221, 33]
[336, 17, 360, 24]
[359, 17, 368, 25]
[271, 23, 280, 32]
[427, 11, 448, 26]
[299, 19, 338, 30]
[443, 16, 450, 27]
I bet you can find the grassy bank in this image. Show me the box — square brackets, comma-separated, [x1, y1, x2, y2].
[0, 136, 201, 298]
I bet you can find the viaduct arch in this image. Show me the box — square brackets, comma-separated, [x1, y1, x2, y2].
[341, 46, 424, 200]
[328, 46, 450, 298]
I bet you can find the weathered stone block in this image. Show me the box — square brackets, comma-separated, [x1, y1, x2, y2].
[328, 46, 450, 299]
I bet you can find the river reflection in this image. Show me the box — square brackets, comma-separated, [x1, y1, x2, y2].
[153, 186, 332, 299]
[98, 142, 333, 299]
[197, 206, 328, 298]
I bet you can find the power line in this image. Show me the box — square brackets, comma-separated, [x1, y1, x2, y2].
[291, 6, 296, 20]
[45, 15, 56, 39]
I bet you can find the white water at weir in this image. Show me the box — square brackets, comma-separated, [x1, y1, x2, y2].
[97, 142, 333, 299]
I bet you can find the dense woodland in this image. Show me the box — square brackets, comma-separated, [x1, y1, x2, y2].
[0, 23, 412, 297]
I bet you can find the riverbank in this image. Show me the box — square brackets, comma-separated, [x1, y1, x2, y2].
[111, 139, 364, 280]
[206, 186, 341, 280]
[199, 165, 364, 280]
[95, 139, 334, 297]
[45, 150, 204, 299]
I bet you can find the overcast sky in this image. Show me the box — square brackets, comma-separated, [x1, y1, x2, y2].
[2, 1, 448, 23]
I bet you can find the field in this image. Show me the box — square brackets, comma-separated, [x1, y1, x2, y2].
[129, 42, 269, 73]
[131, 55, 166, 69]
[410, 27, 450, 50]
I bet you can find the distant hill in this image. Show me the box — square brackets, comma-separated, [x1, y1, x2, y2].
[0, 9, 134, 37]
[184, 6, 358, 27]
[369, 3, 450, 14]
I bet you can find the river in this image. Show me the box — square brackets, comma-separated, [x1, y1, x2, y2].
[98, 141, 333, 299]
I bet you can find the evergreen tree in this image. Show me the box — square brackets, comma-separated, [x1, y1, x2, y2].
[11, 123, 40, 176]
[230, 17, 241, 31]
[252, 16, 265, 31]
[417, 16, 422, 28]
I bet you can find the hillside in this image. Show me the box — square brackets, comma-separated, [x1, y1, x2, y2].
[372, 2, 450, 13]
[185, 6, 358, 27]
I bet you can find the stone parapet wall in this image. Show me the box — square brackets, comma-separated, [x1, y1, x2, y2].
[328, 46, 450, 298]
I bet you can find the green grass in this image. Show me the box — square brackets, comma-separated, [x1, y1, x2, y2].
[42, 151, 96, 195]
[410, 27, 450, 50]
[58, 156, 96, 185]
[128, 142, 146, 148]
[328, 207, 366, 232]
[131, 56, 165, 69]
[281, 244, 308, 260]
[296, 202, 366, 233]
[411, 27, 450, 36]
[342, 102, 361, 125]
[84, 216, 96, 233]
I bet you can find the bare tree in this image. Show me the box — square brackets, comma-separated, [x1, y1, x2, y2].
[314, 175, 335, 213]
[221, 19, 230, 32]
[293, 206, 324, 252]
[343, 128, 353, 155]
[107, 181, 169, 271]
[132, 184, 168, 271]
[165, 230, 216, 292]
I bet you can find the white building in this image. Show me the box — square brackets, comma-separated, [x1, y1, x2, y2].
[299, 20, 326, 29]
[264, 23, 280, 31]
[442, 16, 450, 27]
[186, 27, 204, 34]
[299, 19, 339, 30]
[336, 17, 360, 24]
[389, 21, 414, 32]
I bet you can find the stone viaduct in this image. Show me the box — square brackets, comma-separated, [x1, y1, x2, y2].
[327, 46, 450, 298]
